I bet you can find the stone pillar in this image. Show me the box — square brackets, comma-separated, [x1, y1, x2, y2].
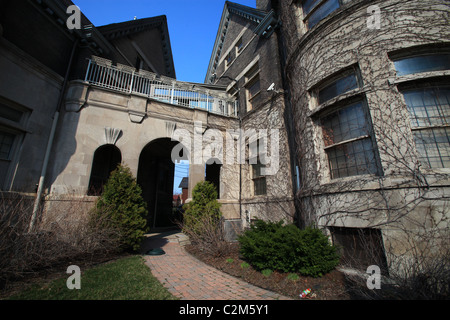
[188, 163, 204, 199]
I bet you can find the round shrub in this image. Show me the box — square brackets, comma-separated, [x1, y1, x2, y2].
[238, 220, 340, 277]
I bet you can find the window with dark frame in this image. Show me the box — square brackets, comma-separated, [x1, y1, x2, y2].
[244, 63, 261, 112]
[225, 52, 233, 67]
[0, 104, 23, 123]
[0, 102, 28, 161]
[249, 138, 267, 196]
[318, 69, 360, 105]
[0, 131, 15, 160]
[321, 101, 378, 179]
[391, 49, 450, 169]
[402, 86, 450, 169]
[252, 162, 267, 196]
[301, 0, 343, 29]
[236, 37, 244, 53]
[393, 54, 450, 77]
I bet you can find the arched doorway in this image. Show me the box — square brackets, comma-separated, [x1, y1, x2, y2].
[88, 144, 122, 195]
[205, 158, 222, 199]
[137, 138, 186, 229]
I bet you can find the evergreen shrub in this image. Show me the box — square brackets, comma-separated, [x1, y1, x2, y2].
[182, 181, 222, 236]
[238, 219, 340, 277]
[93, 164, 148, 251]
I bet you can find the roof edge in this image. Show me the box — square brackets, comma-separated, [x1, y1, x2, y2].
[204, 1, 272, 84]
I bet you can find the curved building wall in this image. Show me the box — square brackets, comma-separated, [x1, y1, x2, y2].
[276, 0, 450, 268]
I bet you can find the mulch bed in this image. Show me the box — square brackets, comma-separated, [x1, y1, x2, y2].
[185, 242, 352, 300]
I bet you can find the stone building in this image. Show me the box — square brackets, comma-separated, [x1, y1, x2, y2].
[204, 0, 296, 227]
[1, 0, 449, 272]
[0, 0, 296, 233]
[0, 0, 175, 195]
[274, 0, 450, 270]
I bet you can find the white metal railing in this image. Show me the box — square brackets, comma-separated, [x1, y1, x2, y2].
[84, 57, 238, 117]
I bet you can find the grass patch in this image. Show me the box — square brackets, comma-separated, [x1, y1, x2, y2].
[287, 273, 300, 281]
[6, 256, 177, 300]
[261, 269, 273, 277]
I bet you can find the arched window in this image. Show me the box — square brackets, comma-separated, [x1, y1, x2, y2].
[88, 144, 121, 195]
[205, 158, 222, 199]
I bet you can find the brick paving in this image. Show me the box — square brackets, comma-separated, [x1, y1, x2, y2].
[141, 231, 292, 300]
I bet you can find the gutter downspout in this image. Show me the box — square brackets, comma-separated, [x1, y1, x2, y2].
[28, 39, 79, 233]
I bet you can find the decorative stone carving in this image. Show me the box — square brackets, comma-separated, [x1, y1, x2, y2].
[165, 121, 176, 137]
[128, 111, 145, 123]
[104, 127, 122, 145]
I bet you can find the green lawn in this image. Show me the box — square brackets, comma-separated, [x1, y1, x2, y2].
[6, 256, 177, 300]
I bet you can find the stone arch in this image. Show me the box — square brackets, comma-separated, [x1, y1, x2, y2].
[137, 137, 188, 229]
[87, 144, 122, 195]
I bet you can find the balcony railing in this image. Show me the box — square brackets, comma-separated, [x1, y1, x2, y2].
[84, 57, 238, 117]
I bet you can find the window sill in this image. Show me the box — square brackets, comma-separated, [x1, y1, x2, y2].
[301, 173, 383, 196]
[301, 170, 450, 197]
[388, 70, 450, 86]
[323, 135, 369, 150]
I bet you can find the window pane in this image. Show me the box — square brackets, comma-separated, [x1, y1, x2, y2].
[308, 0, 340, 28]
[236, 38, 243, 52]
[413, 127, 450, 168]
[0, 131, 15, 159]
[319, 73, 359, 105]
[302, 0, 321, 16]
[248, 76, 261, 99]
[252, 162, 264, 178]
[254, 177, 267, 195]
[321, 101, 368, 146]
[394, 54, 450, 76]
[403, 87, 450, 128]
[326, 138, 377, 179]
[402, 86, 450, 168]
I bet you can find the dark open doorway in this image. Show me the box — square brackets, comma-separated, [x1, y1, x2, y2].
[205, 159, 222, 199]
[137, 138, 186, 229]
[88, 144, 121, 195]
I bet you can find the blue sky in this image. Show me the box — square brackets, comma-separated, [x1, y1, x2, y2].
[72, 0, 256, 193]
[73, 0, 256, 83]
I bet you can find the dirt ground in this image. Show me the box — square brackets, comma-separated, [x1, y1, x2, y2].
[185, 243, 352, 300]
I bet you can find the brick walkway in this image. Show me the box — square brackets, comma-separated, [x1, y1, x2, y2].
[141, 231, 292, 300]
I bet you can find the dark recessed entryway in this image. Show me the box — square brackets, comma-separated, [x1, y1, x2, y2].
[137, 138, 186, 229]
